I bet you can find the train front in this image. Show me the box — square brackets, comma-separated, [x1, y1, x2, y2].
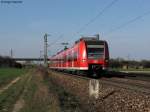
[85, 39, 109, 76]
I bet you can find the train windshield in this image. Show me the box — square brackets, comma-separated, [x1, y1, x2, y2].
[86, 43, 104, 59]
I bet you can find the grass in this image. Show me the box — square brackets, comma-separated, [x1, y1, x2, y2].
[46, 72, 83, 112]
[20, 75, 38, 112]
[0, 68, 28, 88]
[21, 69, 61, 112]
[0, 72, 29, 112]
[21, 68, 83, 112]
[0, 68, 60, 112]
[0, 68, 83, 112]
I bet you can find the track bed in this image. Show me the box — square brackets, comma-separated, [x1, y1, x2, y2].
[49, 70, 150, 112]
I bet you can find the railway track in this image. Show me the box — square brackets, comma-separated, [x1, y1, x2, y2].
[100, 77, 150, 95]
[108, 71, 150, 82]
[50, 70, 150, 95]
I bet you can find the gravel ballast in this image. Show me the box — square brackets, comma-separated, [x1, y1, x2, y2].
[48, 71, 150, 112]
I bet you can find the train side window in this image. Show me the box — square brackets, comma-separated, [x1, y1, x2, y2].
[67, 53, 71, 61]
[64, 55, 66, 62]
[63, 55, 65, 62]
[73, 52, 77, 61]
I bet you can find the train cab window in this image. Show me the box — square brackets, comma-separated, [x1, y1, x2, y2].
[87, 44, 104, 59]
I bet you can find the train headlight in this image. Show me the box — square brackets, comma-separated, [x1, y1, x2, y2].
[82, 59, 86, 62]
[102, 67, 106, 70]
[105, 60, 108, 62]
[83, 50, 86, 58]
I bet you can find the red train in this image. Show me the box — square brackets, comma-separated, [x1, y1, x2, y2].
[49, 36, 109, 77]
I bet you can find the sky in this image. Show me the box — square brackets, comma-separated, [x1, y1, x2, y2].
[0, 0, 150, 60]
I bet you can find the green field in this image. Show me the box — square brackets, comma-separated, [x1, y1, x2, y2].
[0, 68, 28, 88]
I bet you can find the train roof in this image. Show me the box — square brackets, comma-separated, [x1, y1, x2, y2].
[51, 36, 106, 58]
[75, 37, 98, 43]
[75, 36, 106, 44]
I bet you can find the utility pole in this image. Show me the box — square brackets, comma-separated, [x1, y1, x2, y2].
[40, 50, 42, 65]
[44, 34, 48, 67]
[95, 34, 100, 40]
[44, 33, 50, 67]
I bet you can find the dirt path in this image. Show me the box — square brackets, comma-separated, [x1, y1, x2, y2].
[12, 73, 32, 112]
[0, 77, 20, 94]
[13, 68, 61, 112]
[12, 98, 25, 112]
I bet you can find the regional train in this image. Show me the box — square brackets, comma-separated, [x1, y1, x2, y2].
[49, 36, 109, 77]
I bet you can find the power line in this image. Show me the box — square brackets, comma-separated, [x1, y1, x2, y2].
[74, 0, 119, 36]
[48, 0, 119, 54]
[48, 0, 119, 50]
[104, 10, 150, 36]
[48, 34, 64, 47]
[47, 34, 66, 56]
[67, 0, 119, 44]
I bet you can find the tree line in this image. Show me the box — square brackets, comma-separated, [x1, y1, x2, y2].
[109, 58, 150, 69]
[0, 56, 22, 68]
[0, 55, 150, 69]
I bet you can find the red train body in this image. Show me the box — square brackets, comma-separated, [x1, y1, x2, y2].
[49, 37, 109, 76]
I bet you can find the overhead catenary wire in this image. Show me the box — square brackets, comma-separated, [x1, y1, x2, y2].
[75, 0, 119, 35]
[48, 34, 68, 56]
[48, 34, 64, 47]
[50, 10, 150, 55]
[104, 10, 150, 36]
[67, 0, 119, 44]
[49, 0, 119, 54]
[48, 1, 150, 60]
